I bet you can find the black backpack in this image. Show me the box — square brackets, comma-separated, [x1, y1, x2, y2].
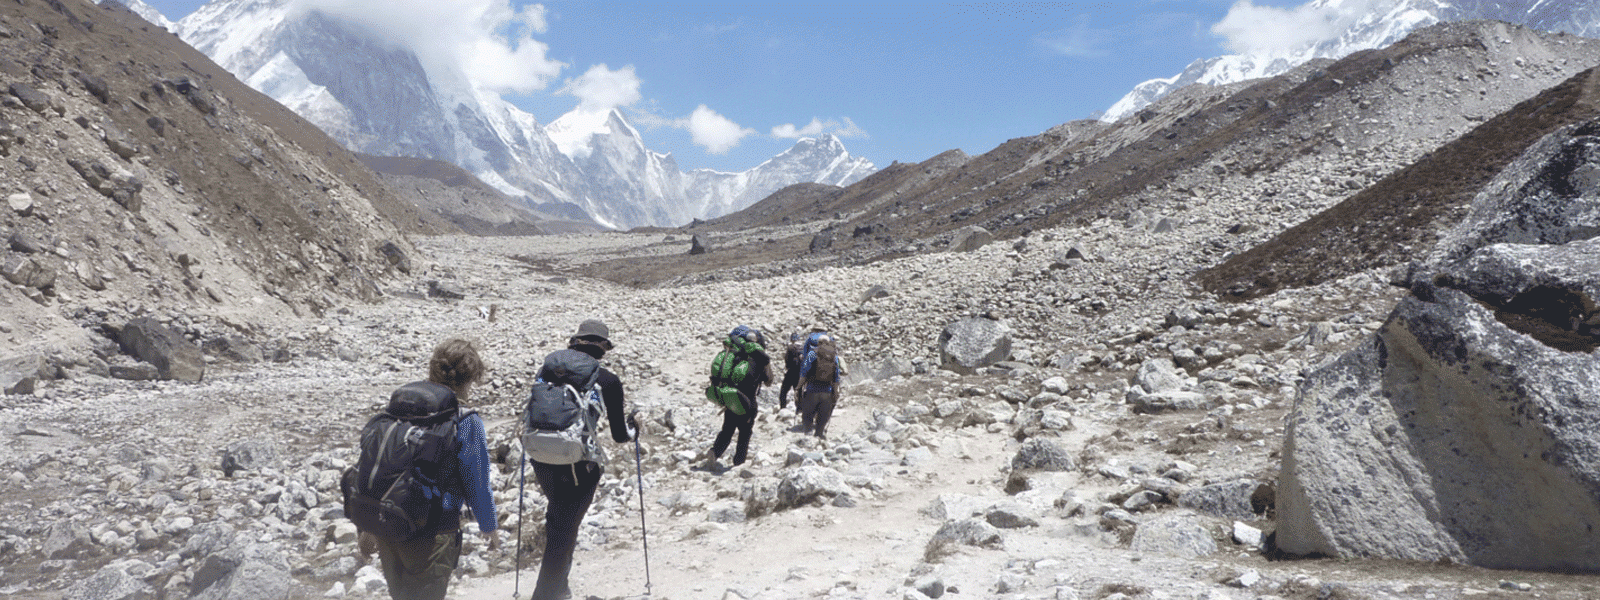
[784, 334, 805, 371]
[522, 349, 606, 465]
[341, 381, 467, 541]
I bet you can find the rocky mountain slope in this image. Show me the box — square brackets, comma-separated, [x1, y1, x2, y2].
[1103, 0, 1600, 122]
[167, 0, 875, 229]
[3, 7, 1600, 600]
[0, 0, 453, 371]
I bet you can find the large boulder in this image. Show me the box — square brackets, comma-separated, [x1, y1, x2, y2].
[65, 562, 154, 600]
[1278, 121, 1600, 570]
[923, 518, 1003, 561]
[43, 520, 92, 560]
[1130, 358, 1187, 394]
[0, 354, 48, 395]
[951, 225, 993, 252]
[1010, 438, 1075, 472]
[1425, 120, 1600, 268]
[376, 241, 411, 274]
[776, 466, 848, 509]
[117, 318, 204, 382]
[2, 256, 55, 289]
[189, 542, 295, 600]
[937, 318, 1011, 373]
[1280, 243, 1600, 570]
[1176, 480, 1270, 522]
[220, 440, 279, 477]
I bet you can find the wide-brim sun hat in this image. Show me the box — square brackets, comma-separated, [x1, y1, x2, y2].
[572, 319, 614, 350]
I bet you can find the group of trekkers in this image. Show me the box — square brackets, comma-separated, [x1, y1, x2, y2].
[340, 319, 844, 600]
[703, 324, 846, 470]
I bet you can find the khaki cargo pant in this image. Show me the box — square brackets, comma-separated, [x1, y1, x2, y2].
[372, 527, 462, 600]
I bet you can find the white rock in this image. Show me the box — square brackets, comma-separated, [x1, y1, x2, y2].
[6, 192, 30, 214]
[353, 565, 387, 593]
[1232, 521, 1264, 547]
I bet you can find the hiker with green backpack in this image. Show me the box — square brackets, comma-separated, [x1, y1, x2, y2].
[703, 325, 772, 470]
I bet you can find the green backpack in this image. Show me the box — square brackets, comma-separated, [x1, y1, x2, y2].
[706, 326, 763, 415]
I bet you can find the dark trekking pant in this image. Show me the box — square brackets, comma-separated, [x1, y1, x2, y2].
[374, 525, 462, 600]
[777, 368, 800, 409]
[531, 460, 603, 600]
[711, 404, 757, 465]
[799, 390, 837, 439]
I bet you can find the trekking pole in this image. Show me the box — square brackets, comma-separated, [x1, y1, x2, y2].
[631, 415, 652, 597]
[514, 429, 526, 599]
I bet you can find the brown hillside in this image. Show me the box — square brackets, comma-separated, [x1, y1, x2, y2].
[1198, 67, 1600, 300]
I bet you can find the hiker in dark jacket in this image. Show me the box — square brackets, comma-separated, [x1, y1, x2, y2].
[370, 338, 498, 600]
[706, 327, 772, 470]
[528, 319, 636, 600]
[776, 332, 803, 410]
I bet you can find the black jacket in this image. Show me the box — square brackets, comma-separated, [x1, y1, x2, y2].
[596, 367, 631, 443]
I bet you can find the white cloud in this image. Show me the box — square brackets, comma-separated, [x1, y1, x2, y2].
[771, 117, 868, 140]
[557, 64, 643, 111]
[682, 105, 756, 154]
[288, 0, 563, 93]
[1212, 0, 1392, 56]
[631, 104, 754, 153]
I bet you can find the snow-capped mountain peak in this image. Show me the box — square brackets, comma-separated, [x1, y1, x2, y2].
[173, 0, 874, 229]
[546, 107, 641, 161]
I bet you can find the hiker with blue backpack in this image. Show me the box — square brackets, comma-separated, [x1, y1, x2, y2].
[519, 319, 637, 600]
[796, 331, 846, 440]
[703, 325, 773, 470]
[341, 338, 497, 600]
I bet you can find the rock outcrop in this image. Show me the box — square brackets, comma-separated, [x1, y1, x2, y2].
[1277, 120, 1600, 571]
[937, 317, 1011, 373]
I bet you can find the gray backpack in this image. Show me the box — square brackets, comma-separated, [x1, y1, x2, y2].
[521, 349, 606, 465]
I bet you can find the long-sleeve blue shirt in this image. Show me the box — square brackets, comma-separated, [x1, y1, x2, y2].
[798, 348, 842, 394]
[442, 412, 497, 533]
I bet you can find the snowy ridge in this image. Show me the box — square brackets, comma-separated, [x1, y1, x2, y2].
[1103, 0, 1598, 122]
[170, 0, 875, 229]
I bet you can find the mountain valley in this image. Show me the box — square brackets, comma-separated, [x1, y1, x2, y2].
[2, 1, 1600, 600]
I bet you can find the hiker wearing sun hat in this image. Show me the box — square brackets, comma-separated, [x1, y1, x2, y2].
[522, 318, 635, 600]
[568, 318, 615, 352]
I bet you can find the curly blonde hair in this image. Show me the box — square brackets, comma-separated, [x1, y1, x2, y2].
[428, 338, 486, 396]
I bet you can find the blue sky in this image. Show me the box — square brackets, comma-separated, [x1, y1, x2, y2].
[137, 0, 1313, 172]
